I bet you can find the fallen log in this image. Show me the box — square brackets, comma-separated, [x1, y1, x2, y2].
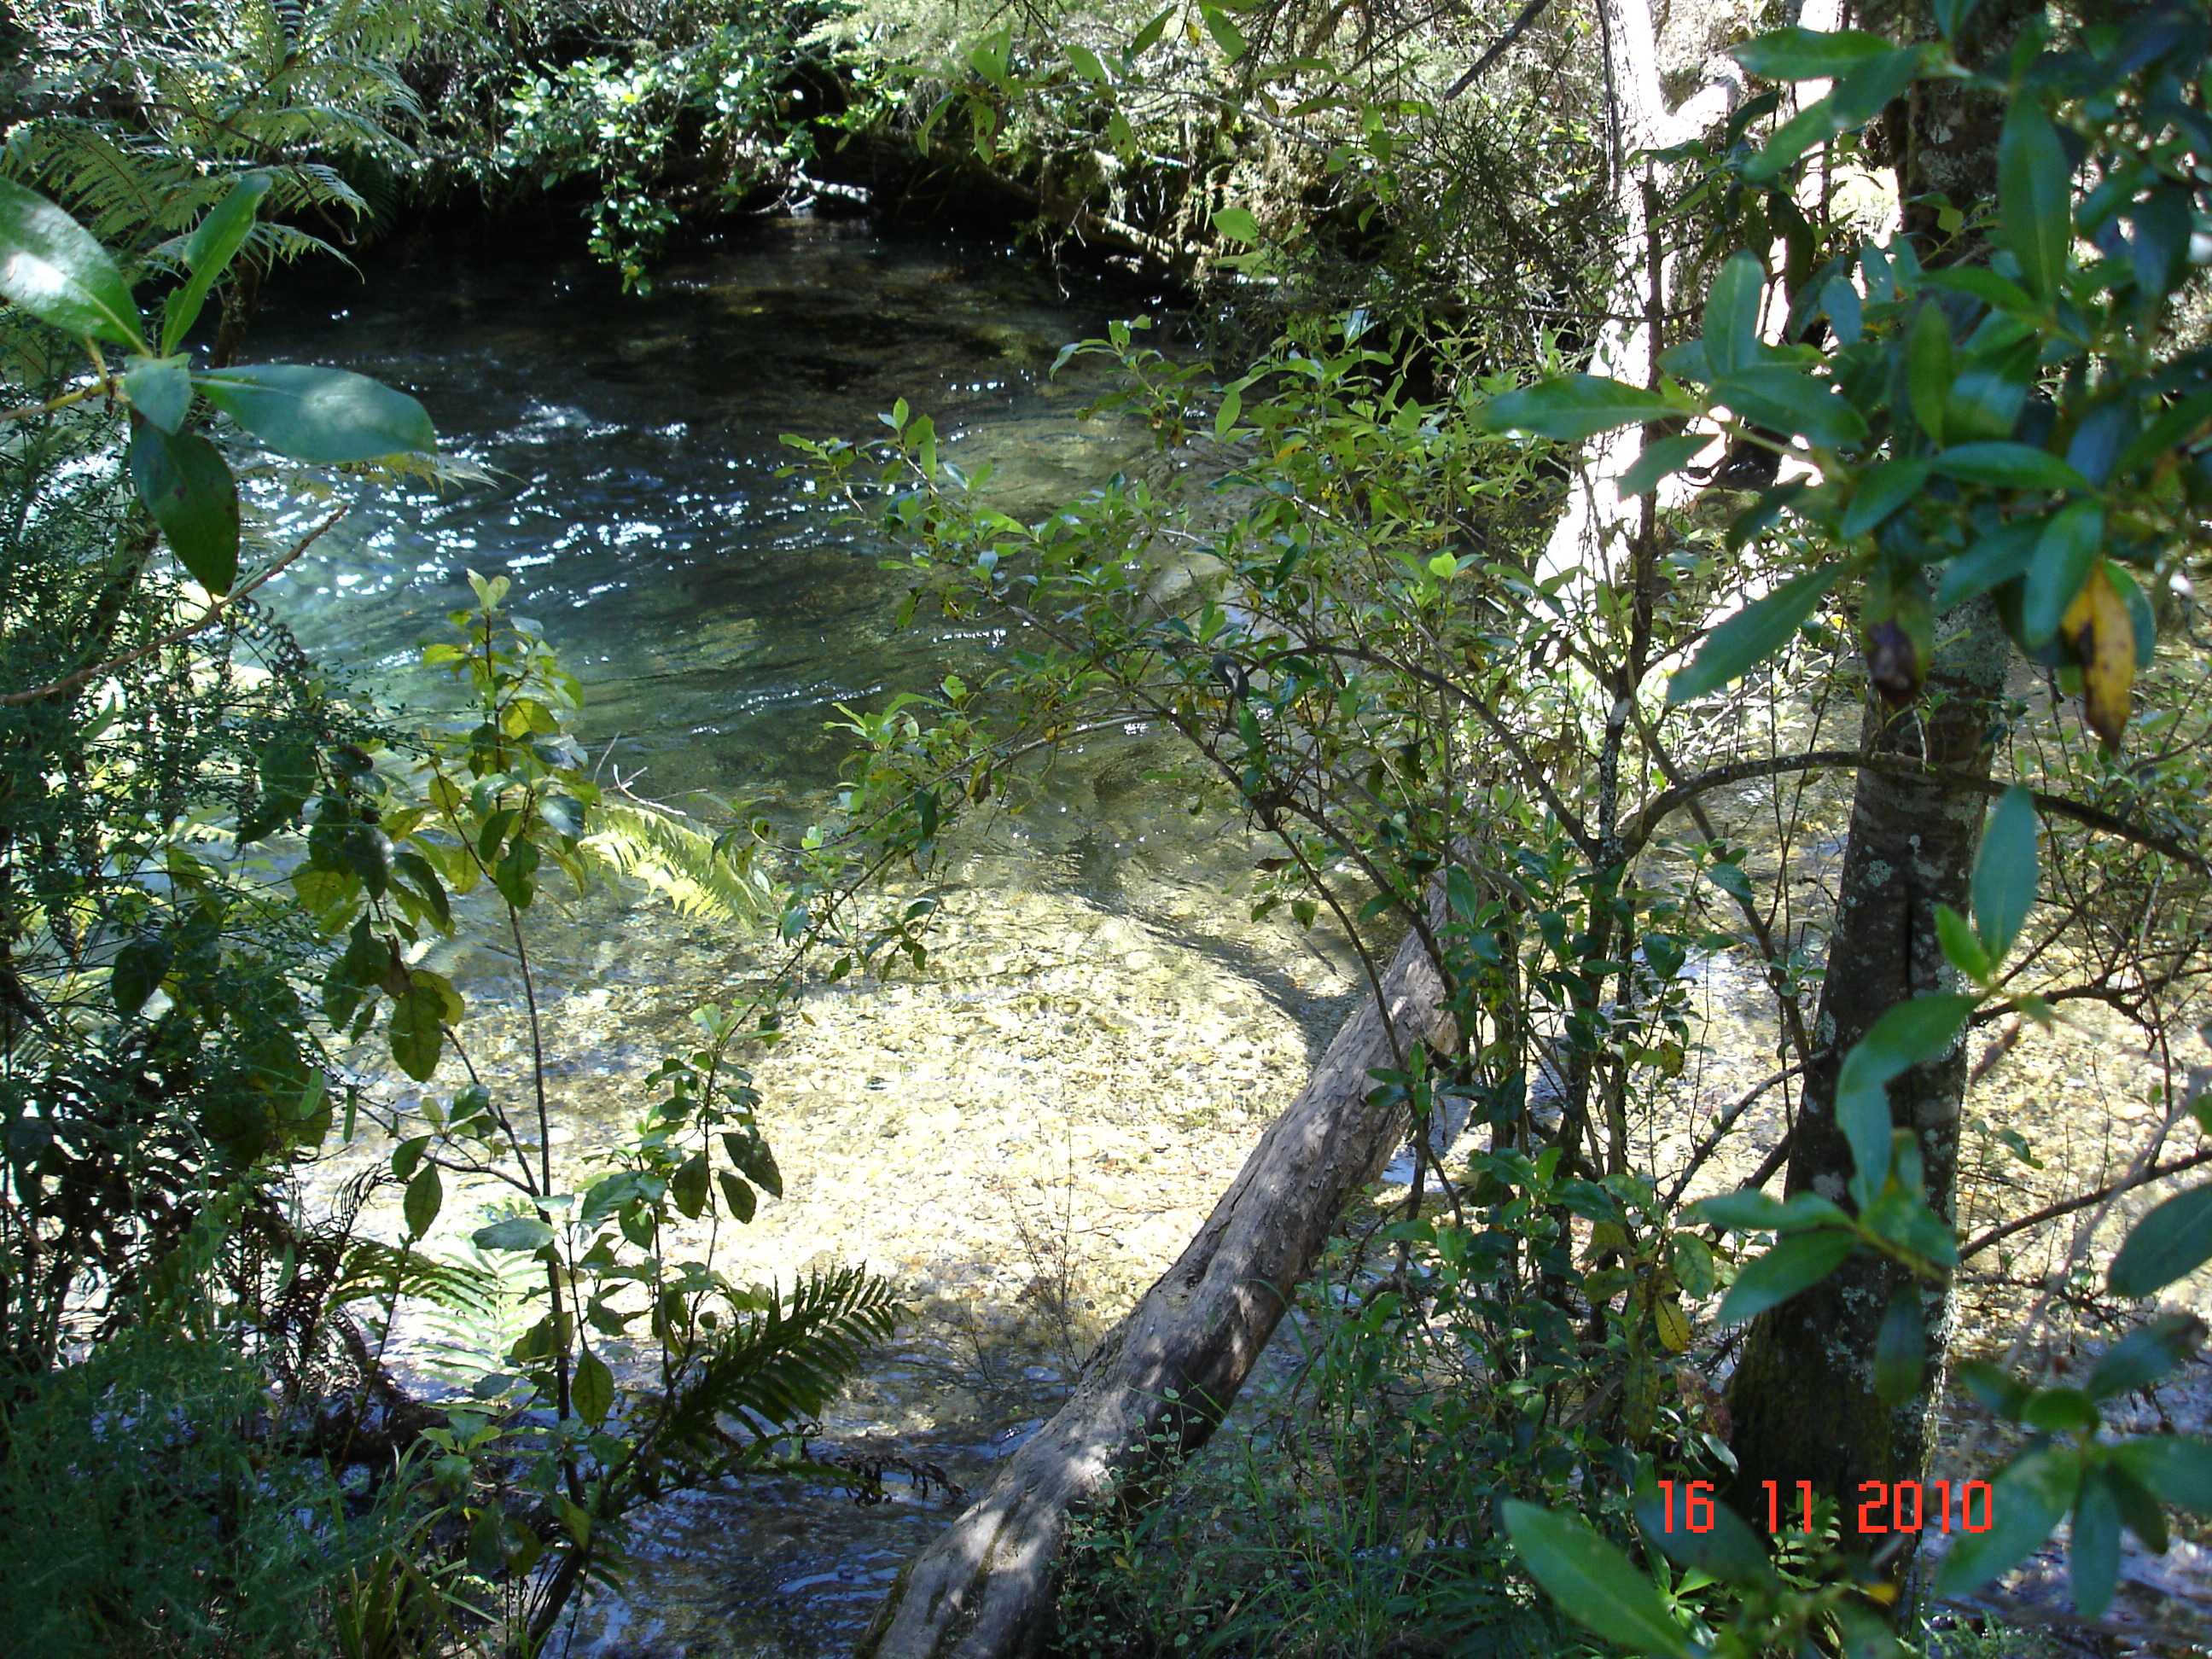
[858, 917, 1456, 1658]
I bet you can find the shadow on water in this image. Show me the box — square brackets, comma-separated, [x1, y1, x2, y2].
[254, 215, 1359, 1654]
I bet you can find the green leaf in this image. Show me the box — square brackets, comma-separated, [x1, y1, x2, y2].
[723, 1130, 783, 1198]
[1634, 1485, 1778, 1588]
[1833, 994, 1977, 1194]
[1935, 1448, 2080, 1598]
[2023, 1388, 2104, 1438]
[1199, 4, 1247, 61]
[1936, 904, 1993, 981]
[0, 176, 142, 348]
[405, 1163, 443, 1240]
[1128, 3, 1173, 56]
[1873, 1285, 1926, 1406]
[160, 173, 271, 356]
[1620, 433, 1705, 498]
[1215, 380, 1244, 439]
[1842, 458, 1930, 539]
[1971, 786, 2038, 962]
[672, 1150, 709, 1220]
[387, 984, 448, 1082]
[473, 1215, 555, 1253]
[1732, 26, 1896, 81]
[1667, 562, 1844, 704]
[1907, 304, 1952, 448]
[1703, 252, 1765, 378]
[2107, 1459, 2171, 1553]
[1780, 1191, 1854, 1232]
[1500, 1501, 1697, 1659]
[1212, 207, 1262, 244]
[1712, 365, 1867, 448]
[718, 1169, 757, 1223]
[1715, 1228, 1857, 1324]
[2021, 498, 2104, 649]
[123, 354, 193, 434]
[1672, 1232, 1716, 1297]
[111, 935, 171, 1016]
[1743, 49, 1922, 184]
[573, 1346, 614, 1425]
[1823, 276, 1862, 345]
[2000, 100, 2072, 301]
[1066, 43, 1109, 83]
[1959, 1358, 2030, 1417]
[1689, 1188, 1789, 1232]
[1743, 93, 1840, 184]
[1919, 265, 2036, 316]
[494, 837, 540, 911]
[2108, 1184, 2212, 1298]
[2071, 1468, 2122, 1620]
[1936, 520, 2040, 611]
[2110, 1435, 2212, 1513]
[2087, 1313, 2206, 1400]
[1933, 0, 1982, 38]
[344, 825, 395, 899]
[129, 423, 240, 594]
[195, 364, 436, 463]
[1932, 442, 2088, 493]
[1481, 375, 1675, 443]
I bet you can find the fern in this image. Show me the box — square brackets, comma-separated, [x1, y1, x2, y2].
[3, 0, 440, 259]
[330, 1238, 505, 1321]
[405, 1243, 542, 1392]
[582, 797, 778, 925]
[657, 1267, 905, 1460]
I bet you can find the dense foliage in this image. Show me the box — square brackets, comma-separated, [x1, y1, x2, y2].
[4, 0, 2212, 1655]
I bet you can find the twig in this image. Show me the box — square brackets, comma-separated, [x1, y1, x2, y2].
[1664, 1062, 1803, 1204]
[1, 507, 347, 706]
[1443, 0, 1556, 100]
[1621, 746, 2211, 873]
[1960, 1147, 2212, 1262]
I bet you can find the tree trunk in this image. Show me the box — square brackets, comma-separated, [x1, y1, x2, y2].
[857, 919, 1454, 1659]
[1726, 0, 2034, 1559]
[1723, 603, 2008, 1524]
[1534, 0, 1736, 588]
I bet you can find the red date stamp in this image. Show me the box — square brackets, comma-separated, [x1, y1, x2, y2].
[1655, 1479, 1994, 1534]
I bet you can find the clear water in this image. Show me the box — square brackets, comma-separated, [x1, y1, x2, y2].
[249, 217, 1353, 1655]
[254, 218, 1160, 813]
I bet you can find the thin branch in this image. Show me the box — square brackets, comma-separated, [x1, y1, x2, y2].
[1621, 747, 2211, 872]
[1960, 1148, 2212, 1263]
[1443, 0, 1555, 100]
[2, 507, 347, 707]
[1664, 1062, 1803, 1205]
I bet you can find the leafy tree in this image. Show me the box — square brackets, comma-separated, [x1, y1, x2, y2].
[812, 2, 2212, 1653]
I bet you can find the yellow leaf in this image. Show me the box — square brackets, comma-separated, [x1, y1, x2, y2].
[1655, 1297, 1693, 1353]
[2060, 563, 2135, 746]
[1583, 1220, 1631, 1261]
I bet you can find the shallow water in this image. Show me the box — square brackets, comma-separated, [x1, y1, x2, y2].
[247, 218, 2212, 1656]
[251, 217, 1358, 1654]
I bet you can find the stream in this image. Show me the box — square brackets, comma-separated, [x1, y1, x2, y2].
[245, 217, 2212, 1656]
[249, 215, 1360, 1655]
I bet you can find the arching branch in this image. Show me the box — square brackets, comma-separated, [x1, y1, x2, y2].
[1619, 748, 2210, 873]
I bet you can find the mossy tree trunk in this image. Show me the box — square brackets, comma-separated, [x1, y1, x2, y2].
[1726, 0, 2034, 1563]
[1724, 602, 2008, 1528]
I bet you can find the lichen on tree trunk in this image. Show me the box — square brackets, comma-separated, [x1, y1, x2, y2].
[1725, 0, 2035, 1562]
[1726, 598, 2011, 1537]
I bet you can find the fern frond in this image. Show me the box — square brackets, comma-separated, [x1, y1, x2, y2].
[582, 799, 778, 926]
[331, 1239, 504, 1318]
[660, 1268, 904, 1454]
